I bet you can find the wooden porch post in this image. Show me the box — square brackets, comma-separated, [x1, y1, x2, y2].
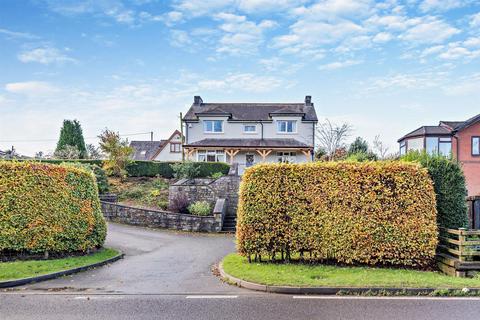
[256, 149, 272, 162]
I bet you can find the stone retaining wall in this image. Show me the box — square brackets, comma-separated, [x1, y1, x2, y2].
[101, 201, 225, 232]
[168, 174, 241, 217]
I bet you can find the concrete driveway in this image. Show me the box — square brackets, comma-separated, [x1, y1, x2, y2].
[15, 222, 245, 294]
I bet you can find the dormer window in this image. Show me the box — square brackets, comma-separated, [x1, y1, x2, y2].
[277, 120, 297, 133]
[204, 120, 223, 133]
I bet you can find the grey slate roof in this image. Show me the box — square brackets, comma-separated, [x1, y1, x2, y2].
[184, 138, 311, 149]
[456, 113, 480, 131]
[398, 126, 452, 141]
[440, 121, 465, 129]
[184, 102, 318, 122]
[130, 140, 167, 161]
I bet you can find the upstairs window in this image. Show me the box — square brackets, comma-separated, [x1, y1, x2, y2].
[203, 120, 223, 133]
[277, 120, 297, 133]
[170, 143, 181, 153]
[243, 125, 256, 133]
[473, 137, 480, 156]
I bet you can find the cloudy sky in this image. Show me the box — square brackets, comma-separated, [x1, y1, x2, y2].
[1, 0, 479, 156]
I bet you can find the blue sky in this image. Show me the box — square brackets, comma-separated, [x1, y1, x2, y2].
[1, 0, 479, 156]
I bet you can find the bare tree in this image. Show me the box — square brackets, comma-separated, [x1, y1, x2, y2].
[315, 119, 352, 161]
[373, 135, 390, 160]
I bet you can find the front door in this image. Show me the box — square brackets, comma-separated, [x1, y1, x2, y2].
[246, 154, 255, 167]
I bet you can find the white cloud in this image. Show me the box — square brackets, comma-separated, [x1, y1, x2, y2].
[0, 28, 39, 40]
[464, 37, 480, 47]
[364, 71, 448, 92]
[438, 44, 480, 60]
[318, 60, 362, 70]
[400, 17, 460, 44]
[5, 81, 60, 96]
[237, 0, 305, 12]
[173, 0, 234, 16]
[372, 32, 393, 43]
[471, 12, 480, 28]
[214, 13, 277, 55]
[169, 30, 192, 48]
[17, 47, 76, 65]
[419, 0, 470, 12]
[421, 45, 445, 57]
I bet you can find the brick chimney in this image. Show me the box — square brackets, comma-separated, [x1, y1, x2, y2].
[194, 96, 203, 105]
[305, 95, 312, 106]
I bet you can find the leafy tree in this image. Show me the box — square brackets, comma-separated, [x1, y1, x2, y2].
[348, 137, 369, 155]
[55, 120, 87, 159]
[402, 151, 468, 229]
[98, 129, 133, 179]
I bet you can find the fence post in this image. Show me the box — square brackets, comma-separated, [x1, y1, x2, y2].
[459, 228, 466, 262]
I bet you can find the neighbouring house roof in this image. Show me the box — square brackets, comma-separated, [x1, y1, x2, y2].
[398, 113, 480, 142]
[130, 130, 182, 160]
[398, 126, 452, 142]
[439, 121, 465, 130]
[130, 140, 167, 161]
[183, 96, 318, 122]
[184, 138, 312, 149]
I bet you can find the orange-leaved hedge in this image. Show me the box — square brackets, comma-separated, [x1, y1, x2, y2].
[236, 161, 438, 268]
[0, 161, 107, 254]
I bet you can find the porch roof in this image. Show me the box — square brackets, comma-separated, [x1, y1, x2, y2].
[184, 138, 312, 149]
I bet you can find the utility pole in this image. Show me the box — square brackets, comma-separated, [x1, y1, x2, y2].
[150, 132, 153, 141]
[180, 112, 185, 162]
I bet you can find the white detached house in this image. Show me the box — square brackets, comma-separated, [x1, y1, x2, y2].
[183, 96, 318, 173]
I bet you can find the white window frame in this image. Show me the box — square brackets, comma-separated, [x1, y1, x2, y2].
[170, 143, 181, 153]
[197, 150, 225, 162]
[277, 151, 297, 163]
[243, 124, 257, 134]
[203, 120, 223, 133]
[277, 120, 297, 134]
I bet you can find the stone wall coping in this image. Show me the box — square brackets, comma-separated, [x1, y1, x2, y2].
[100, 201, 214, 219]
[213, 198, 226, 214]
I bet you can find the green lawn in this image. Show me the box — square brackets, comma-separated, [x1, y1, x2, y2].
[0, 248, 120, 281]
[222, 253, 480, 288]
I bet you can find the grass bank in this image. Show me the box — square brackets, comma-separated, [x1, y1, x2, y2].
[222, 253, 480, 288]
[0, 248, 119, 281]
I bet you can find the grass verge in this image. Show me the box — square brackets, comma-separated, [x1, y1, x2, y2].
[0, 248, 119, 281]
[222, 253, 480, 289]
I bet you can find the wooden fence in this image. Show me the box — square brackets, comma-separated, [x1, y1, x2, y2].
[437, 227, 480, 277]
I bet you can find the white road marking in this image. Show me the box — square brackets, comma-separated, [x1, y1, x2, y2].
[292, 296, 480, 301]
[186, 295, 238, 299]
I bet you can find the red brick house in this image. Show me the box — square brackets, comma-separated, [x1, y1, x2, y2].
[398, 114, 480, 196]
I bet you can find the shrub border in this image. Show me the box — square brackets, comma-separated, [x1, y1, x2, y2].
[218, 259, 480, 296]
[0, 250, 124, 288]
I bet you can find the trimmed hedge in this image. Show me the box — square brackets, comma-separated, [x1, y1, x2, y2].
[14, 160, 230, 179]
[0, 161, 107, 254]
[402, 151, 469, 229]
[237, 162, 438, 268]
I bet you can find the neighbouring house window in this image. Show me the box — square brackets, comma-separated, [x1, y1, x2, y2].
[197, 150, 225, 162]
[473, 137, 480, 156]
[170, 143, 181, 153]
[407, 138, 423, 152]
[438, 137, 452, 156]
[426, 137, 452, 156]
[277, 151, 296, 163]
[243, 125, 256, 133]
[277, 120, 297, 133]
[203, 120, 223, 133]
[399, 141, 407, 156]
